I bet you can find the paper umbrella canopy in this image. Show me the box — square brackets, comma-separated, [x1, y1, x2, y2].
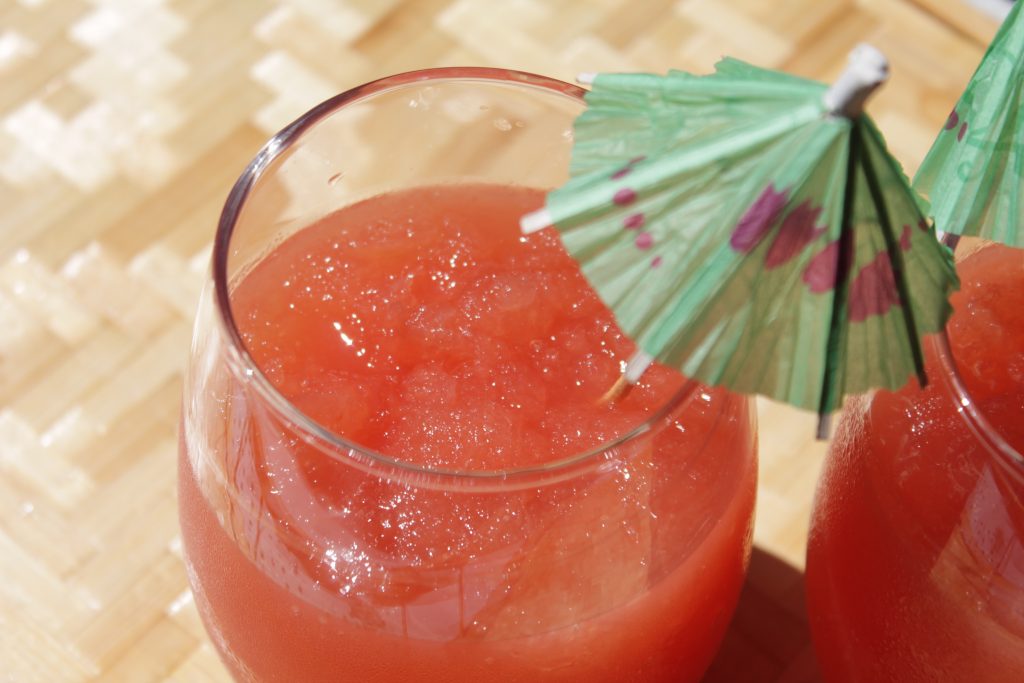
[522, 45, 960, 426]
[915, 0, 1024, 248]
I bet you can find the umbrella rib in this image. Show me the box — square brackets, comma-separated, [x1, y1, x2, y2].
[860, 128, 927, 389]
[817, 125, 859, 426]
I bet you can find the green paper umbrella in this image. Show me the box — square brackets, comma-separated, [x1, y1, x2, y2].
[522, 46, 959, 432]
[914, 1, 1024, 247]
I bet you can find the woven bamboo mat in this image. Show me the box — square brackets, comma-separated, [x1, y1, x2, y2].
[0, 1, 996, 681]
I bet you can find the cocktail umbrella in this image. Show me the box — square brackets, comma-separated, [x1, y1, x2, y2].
[522, 46, 959, 435]
[914, 1, 1024, 247]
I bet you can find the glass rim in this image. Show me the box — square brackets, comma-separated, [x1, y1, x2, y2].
[210, 66, 716, 489]
[933, 237, 1024, 483]
[932, 329, 1024, 482]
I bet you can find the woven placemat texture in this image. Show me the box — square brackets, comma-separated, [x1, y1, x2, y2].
[0, 1, 993, 681]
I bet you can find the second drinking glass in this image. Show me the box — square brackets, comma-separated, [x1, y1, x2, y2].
[806, 240, 1024, 681]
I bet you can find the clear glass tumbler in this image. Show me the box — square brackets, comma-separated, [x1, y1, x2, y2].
[806, 239, 1024, 682]
[178, 68, 758, 683]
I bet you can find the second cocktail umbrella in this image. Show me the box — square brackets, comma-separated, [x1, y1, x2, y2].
[522, 46, 959, 434]
[914, 1, 1024, 248]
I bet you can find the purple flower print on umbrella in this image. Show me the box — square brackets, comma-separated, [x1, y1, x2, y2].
[731, 184, 789, 252]
[764, 200, 827, 269]
[848, 252, 901, 322]
[803, 241, 845, 294]
[945, 109, 960, 131]
[623, 213, 645, 229]
[942, 108, 968, 143]
[613, 187, 637, 205]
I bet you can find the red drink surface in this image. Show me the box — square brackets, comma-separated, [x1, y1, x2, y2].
[806, 244, 1024, 682]
[179, 184, 756, 682]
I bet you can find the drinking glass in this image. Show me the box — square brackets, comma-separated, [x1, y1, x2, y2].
[178, 68, 758, 683]
[806, 239, 1024, 682]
